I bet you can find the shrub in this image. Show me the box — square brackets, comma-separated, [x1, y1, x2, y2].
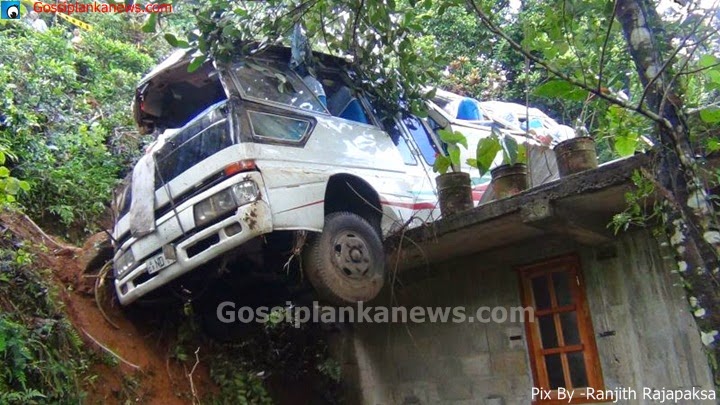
[0, 236, 88, 403]
[0, 22, 154, 238]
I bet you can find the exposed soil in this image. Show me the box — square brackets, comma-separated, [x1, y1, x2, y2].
[0, 210, 215, 404]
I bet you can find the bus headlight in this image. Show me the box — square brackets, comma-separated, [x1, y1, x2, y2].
[194, 181, 259, 227]
[115, 249, 136, 279]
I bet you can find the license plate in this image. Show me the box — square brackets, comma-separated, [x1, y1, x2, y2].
[145, 251, 174, 274]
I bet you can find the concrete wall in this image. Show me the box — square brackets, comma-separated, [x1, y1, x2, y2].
[332, 230, 714, 405]
[581, 231, 713, 399]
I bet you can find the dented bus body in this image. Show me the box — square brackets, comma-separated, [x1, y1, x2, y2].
[112, 47, 451, 305]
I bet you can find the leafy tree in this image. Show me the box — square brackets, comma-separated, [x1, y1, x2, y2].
[614, 0, 720, 381]
[421, 4, 518, 100]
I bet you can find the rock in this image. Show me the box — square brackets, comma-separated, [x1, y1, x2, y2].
[78, 231, 113, 274]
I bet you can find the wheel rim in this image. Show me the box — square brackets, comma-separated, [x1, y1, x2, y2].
[331, 231, 373, 280]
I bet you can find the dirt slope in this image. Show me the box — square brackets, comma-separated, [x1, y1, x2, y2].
[1, 210, 214, 404]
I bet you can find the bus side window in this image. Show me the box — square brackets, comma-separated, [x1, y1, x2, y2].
[403, 115, 439, 166]
[388, 122, 417, 165]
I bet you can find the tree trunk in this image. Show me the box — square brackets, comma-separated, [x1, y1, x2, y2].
[616, 0, 720, 384]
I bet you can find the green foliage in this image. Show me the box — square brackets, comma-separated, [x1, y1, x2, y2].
[534, 79, 589, 102]
[423, 0, 567, 114]
[693, 56, 720, 127]
[317, 357, 342, 382]
[0, 22, 154, 236]
[204, 317, 342, 404]
[0, 235, 89, 403]
[610, 170, 660, 234]
[0, 144, 29, 205]
[433, 129, 468, 174]
[519, 0, 635, 94]
[170, 302, 200, 363]
[159, 0, 444, 116]
[421, 4, 510, 99]
[161, 299, 341, 403]
[469, 136, 501, 176]
[699, 107, 720, 124]
[596, 105, 651, 158]
[208, 354, 273, 405]
[693, 54, 720, 126]
[79, 12, 173, 62]
[683, 53, 720, 156]
[164, 33, 190, 49]
[468, 127, 526, 177]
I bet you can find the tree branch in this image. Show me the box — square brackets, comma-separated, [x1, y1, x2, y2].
[659, 31, 707, 129]
[351, 0, 364, 56]
[598, 0, 619, 93]
[562, 0, 588, 88]
[637, 9, 708, 110]
[465, 0, 671, 128]
[679, 61, 720, 76]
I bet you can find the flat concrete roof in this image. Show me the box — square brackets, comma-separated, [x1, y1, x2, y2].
[386, 154, 651, 271]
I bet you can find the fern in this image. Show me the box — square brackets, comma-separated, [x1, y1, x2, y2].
[0, 389, 46, 404]
[0, 236, 89, 403]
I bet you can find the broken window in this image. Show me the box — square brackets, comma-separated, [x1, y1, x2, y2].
[387, 121, 417, 166]
[315, 70, 373, 124]
[154, 102, 232, 185]
[248, 111, 311, 142]
[232, 62, 325, 113]
[518, 255, 605, 402]
[403, 115, 438, 166]
[137, 59, 228, 132]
